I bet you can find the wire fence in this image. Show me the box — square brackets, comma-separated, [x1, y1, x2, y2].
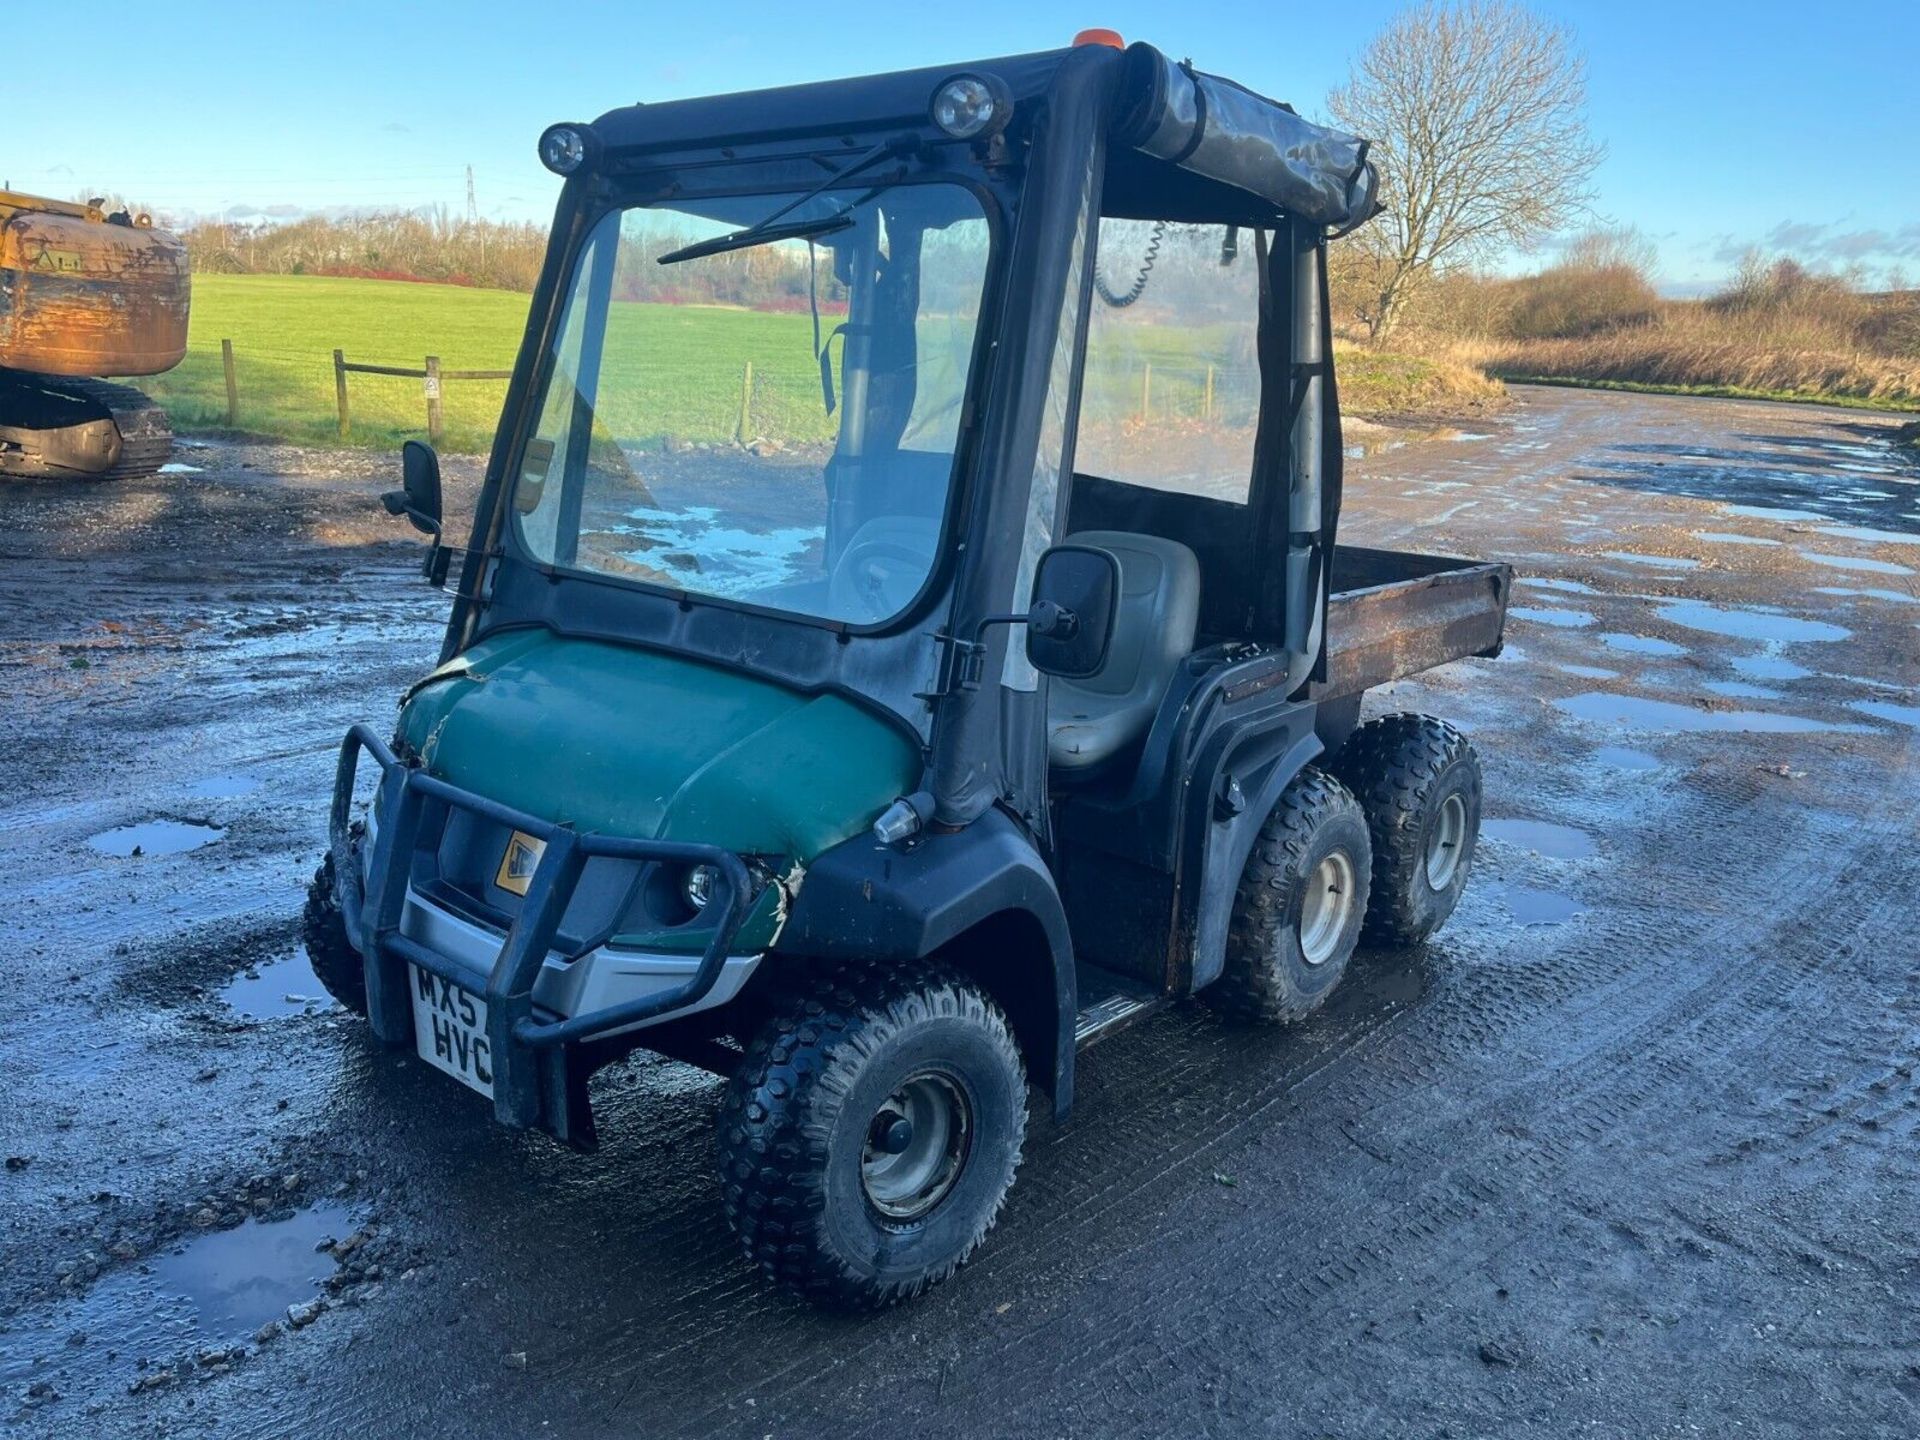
[137, 341, 1265, 454]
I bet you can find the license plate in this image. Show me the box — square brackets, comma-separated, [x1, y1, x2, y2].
[409, 965, 495, 1099]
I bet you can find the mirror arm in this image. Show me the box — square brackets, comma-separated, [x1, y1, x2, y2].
[971, 611, 1031, 641]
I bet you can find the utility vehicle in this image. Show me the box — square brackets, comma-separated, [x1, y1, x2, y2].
[306, 33, 1511, 1309]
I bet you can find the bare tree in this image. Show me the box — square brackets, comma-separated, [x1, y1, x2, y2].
[1330, 1, 1603, 340]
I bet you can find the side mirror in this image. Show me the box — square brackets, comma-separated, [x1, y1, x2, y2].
[381, 440, 443, 537]
[1026, 544, 1119, 679]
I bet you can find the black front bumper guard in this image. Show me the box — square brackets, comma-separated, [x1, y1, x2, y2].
[330, 723, 752, 1145]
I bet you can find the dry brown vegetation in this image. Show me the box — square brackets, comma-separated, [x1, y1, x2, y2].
[1334, 235, 1920, 411]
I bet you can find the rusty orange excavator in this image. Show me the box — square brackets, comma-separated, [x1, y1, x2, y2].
[0, 190, 190, 480]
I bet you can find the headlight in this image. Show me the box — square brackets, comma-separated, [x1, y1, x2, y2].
[930, 75, 1007, 140]
[538, 124, 590, 175]
[682, 863, 719, 912]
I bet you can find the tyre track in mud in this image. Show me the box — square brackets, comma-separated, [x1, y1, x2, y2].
[6, 394, 1920, 1438]
[702, 739, 1916, 1437]
[631, 395, 1920, 1436]
[634, 398, 1920, 1432]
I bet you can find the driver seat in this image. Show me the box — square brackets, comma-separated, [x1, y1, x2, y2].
[1047, 530, 1200, 774]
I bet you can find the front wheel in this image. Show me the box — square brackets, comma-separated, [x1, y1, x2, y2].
[301, 851, 367, 1015]
[716, 964, 1027, 1309]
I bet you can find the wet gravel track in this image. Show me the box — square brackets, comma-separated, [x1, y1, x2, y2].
[2, 387, 1917, 1437]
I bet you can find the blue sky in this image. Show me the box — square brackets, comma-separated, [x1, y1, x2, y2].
[10, 1, 1917, 290]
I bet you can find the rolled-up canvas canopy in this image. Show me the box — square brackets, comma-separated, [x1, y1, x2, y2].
[1114, 44, 1381, 232]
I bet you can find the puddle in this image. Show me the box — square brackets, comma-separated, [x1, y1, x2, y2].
[157, 461, 204, 474]
[1354, 962, 1425, 1008]
[1482, 819, 1598, 859]
[1732, 653, 1811, 681]
[183, 774, 258, 799]
[0, 1204, 353, 1388]
[1510, 605, 1595, 628]
[1692, 531, 1780, 547]
[1518, 577, 1599, 595]
[87, 819, 226, 857]
[1600, 633, 1687, 657]
[1702, 680, 1781, 701]
[1488, 882, 1585, 927]
[1850, 699, 1920, 727]
[1798, 551, 1914, 575]
[1555, 691, 1868, 734]
[221, 948, 329, 1019]
[1725, 504, 1830, 524]
[1653, 602, 1848, 645]
[1813, 586, 1918, 605]
[1814, 525, 1920, 547]
[1556, 663, 1619, 680]
[1599, 551, 1701, 571]
[1593, 745, 1660, 771]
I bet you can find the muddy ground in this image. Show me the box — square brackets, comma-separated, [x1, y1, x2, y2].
[1, 387, 1917, 1438]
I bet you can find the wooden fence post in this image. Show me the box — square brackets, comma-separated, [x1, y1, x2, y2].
[737, 360, 755, 443]
[1204, 364, 1215, 422]
[333, 349, 350, 439]
[424, 355, 443, 443]
[1141, 362, 1152, 420]
[221, 339, 239, 428]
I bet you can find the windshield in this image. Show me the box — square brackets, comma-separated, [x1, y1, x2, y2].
[512, 183, 992, 626]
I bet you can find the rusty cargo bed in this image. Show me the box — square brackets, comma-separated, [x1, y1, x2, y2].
[1314, 545, 1513, 697]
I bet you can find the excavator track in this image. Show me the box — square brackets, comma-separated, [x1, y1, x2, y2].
[0, 373, 174, 482]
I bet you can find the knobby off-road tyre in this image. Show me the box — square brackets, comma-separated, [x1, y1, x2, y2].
[1331, 713, 1483, 947]
[302, 852, 368, 1016]
[716, 963, 1027, 1310]
[1208, 767, 1373, 1025]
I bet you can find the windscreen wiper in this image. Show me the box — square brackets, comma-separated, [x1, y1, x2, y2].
[657, 213, 855, 265]
[656, 132, 920, 266]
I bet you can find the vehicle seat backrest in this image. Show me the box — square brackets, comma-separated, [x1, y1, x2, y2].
[1046, 530, 1200, 772]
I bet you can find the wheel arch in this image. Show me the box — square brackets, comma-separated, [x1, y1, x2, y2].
[1183, 725, 1327, 992]
[777, 807, 1078, 1118]
[926, 907, 1072, 1119]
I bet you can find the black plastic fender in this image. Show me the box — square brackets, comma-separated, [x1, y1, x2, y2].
[1184, 725, 1326, 993]
[778, 806, 1078, 1118]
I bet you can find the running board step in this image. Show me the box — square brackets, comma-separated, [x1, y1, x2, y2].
[1074, 991, 1164, 1049]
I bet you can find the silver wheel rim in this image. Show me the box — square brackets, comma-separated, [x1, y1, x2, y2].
[1425, 793, 1468, 890]
[1299, 850, 1356, 966]
[860, 1072, 971, 1222]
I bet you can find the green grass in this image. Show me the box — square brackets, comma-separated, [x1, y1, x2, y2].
[136, 273, 1506, 455]
[141, 275, 533, 451]
[1486, 370, 1920, 414]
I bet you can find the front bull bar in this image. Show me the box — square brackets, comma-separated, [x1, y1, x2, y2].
[329, 723, 753, 1142]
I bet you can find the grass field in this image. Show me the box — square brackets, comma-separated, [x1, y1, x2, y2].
[139, 274, 1502, 454]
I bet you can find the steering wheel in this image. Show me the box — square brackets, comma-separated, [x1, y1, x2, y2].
[829, 526, 938, 623]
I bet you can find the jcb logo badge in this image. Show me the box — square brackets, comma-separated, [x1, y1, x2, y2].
[495, 831, 547, 896]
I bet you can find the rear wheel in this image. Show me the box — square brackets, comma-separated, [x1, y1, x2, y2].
[1331, 713, 1483, 946]
[301, 852, 367, 1015]
[1208, 767, 1372, 1024]
[716, 964, 1026, 1309]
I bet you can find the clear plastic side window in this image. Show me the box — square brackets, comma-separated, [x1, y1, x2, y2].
[1075, 221, 1264, 502]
